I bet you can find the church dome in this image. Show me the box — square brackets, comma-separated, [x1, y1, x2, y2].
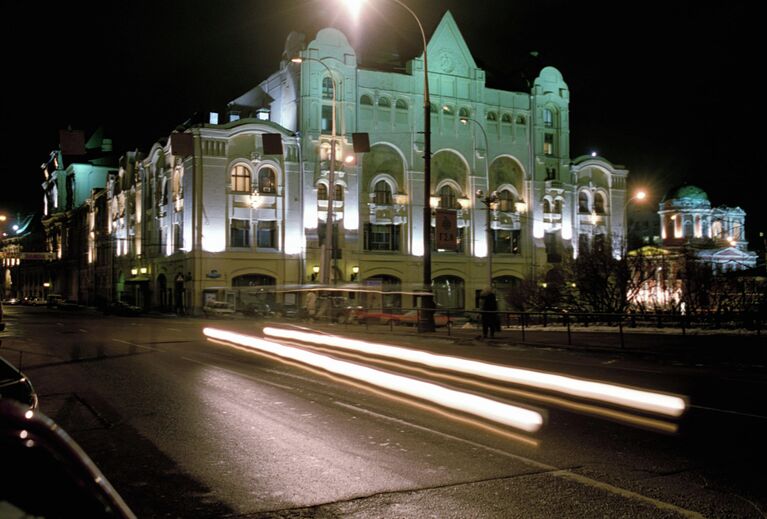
[661, 184, 711, 210]
[662, 184, 709, 203]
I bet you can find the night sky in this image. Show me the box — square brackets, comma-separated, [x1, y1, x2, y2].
[3, 1, 763, 246]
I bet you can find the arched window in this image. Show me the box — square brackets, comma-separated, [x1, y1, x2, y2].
[360, 94, 373, 106]
[543, 199, 552, 214]
[378, 97, 391, 108]
[374, 180, 392, 205]
[459, 107, 470, 118]
[486, 111, 497, 122]
[501, 113, 512, 124]
[543, 108, 553, 128]
[578, 191, 590, 213]
[322, 77, 334, 100]
[433, 275, 465, 310]
[395, 99, 408, 110]
[498, 189, 515, 212]
[553, 199, 562, 214]
[317, 183, 328, 201]
[334, 184, 344, 202]
[430, 104, 438, 114]
[231, 164, 251, 193]
[439, 185, 459, 209]
[258, 168, 276, 194]
[594, 192, 606, 214]
[516, 115, 526, 125]
[443, 105, 455, 116]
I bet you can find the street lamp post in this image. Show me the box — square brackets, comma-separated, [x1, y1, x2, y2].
[345, 0, 434, 330]
[623, 189, 647, 251]
[476, 190, 499, 288]
[458, 114, 494, 286]
[291, 56, 338, 287]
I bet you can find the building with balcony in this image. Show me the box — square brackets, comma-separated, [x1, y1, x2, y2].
[56, 11, 633, 314]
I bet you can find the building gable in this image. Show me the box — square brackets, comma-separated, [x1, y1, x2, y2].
[426, 11, 478, 78]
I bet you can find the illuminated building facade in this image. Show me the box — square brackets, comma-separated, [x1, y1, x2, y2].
[53, 12, 634, 313]
[658, 184, 757, 271]
[630, 185, 758, 310]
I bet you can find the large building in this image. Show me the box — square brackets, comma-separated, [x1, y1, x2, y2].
[45, 12, 635, 314]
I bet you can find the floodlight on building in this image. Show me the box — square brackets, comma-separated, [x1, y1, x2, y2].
[130, 268, 138, 276]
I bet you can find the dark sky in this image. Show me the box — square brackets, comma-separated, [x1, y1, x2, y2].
[2, 0, 764, 246]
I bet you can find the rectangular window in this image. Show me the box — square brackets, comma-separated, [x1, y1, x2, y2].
[173, 224, 183, 252]
[321, 105, 333, 132]
[594, 233, 606, 253]
[545, 232, 561, 263]
[493, 230, 521, 254]
[578, 233, 590, 253]
[364, 224, 400, 251]
[257, 221, 277, 249]
[544, 134, 554, 156]
[230, 219, 250, 248]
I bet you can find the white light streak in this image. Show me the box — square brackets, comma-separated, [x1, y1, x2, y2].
[263, 327, 687, 417]
[204, 327, 543, 432]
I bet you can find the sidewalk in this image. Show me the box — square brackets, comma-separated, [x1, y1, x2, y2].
[276, 318, 767, 372]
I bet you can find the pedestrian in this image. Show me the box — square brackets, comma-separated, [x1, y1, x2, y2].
[480, 287, 499, 339]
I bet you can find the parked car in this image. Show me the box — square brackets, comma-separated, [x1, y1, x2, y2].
[0, 399, 136, 518]
[354, 309, 454, 327]
[0, 356, 38, 410]
[46, 294, 64, 308]
[203, 300, 236, 318]
[106, 301, 143, 316]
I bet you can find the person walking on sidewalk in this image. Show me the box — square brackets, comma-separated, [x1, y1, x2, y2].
[479, 287, 499, 339]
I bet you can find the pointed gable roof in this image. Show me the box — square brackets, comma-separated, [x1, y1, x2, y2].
[425, 11, 478, 77]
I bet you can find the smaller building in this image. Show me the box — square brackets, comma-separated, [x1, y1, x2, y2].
[629, 184, 759, 312]
[658, 184, 756, 272]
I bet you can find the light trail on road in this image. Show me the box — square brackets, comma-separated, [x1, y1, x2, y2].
[203, 327, 544, 433]
[262, 327, 687, 418]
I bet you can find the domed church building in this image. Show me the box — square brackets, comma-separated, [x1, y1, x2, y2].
[658, 184, 757, 272]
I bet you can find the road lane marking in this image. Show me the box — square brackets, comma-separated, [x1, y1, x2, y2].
[690, 404, 767, 420]
[335, 402, 705, 519]
[111, 339, 158, 351]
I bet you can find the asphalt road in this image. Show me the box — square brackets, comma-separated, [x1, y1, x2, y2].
[2, 305, 765, 518]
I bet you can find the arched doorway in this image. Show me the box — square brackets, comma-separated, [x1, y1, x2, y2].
[433, 275, 465, 310]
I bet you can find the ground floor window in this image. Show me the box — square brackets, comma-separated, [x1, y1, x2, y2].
[230, 219, 250, 248]
[257, 221, 277, 249]
[493, 229, 520, 254]
[364, 224, 400, 251]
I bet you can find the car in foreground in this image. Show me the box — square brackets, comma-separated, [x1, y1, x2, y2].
[0, 356, 38, 410]
[0, 399, 136, 518]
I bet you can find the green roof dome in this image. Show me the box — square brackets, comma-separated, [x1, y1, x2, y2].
[663, 184, 709, 202]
